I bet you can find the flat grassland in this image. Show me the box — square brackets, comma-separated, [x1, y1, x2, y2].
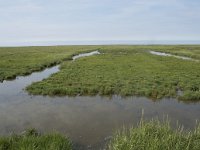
[1, 45, 200, 101]
[25, 45, 200, 101]
[0, 46, 99, 82]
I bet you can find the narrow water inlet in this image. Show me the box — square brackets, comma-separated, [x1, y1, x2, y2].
[149, 50, 198, 61]
[150, 51, 172, 57]
[1, 50, 101, 84]
[0, 50, 101, 99]
[72, 50, 100, 60]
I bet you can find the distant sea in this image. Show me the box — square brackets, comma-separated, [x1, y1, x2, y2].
[1, 40, 200, 47]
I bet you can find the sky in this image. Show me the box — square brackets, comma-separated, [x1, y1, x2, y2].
[0, 0, 200, 46]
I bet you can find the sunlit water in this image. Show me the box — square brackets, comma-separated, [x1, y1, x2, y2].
[149, 50, 198, 61]
[72, 51, 100, 60]
[0, 51, 200, 149]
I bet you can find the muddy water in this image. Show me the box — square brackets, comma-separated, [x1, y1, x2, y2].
[0, 51, 200, 149]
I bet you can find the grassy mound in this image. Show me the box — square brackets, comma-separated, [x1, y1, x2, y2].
[0, 129, 72, 150]
[27, 46, 200, 101]
[109, 119, 200, 150]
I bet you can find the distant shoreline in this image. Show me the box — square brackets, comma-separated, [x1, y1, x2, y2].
[0, 40, 200, 47]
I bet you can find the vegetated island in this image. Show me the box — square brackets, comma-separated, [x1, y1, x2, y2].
[11, 45, 199, 101]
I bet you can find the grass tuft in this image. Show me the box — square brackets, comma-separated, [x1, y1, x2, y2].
[0, 129, 72, 150]
[108, 119, 200, 150]
[26, 46, 200, 101]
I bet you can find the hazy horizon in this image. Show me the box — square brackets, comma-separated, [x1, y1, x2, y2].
[1, 40, 200, 47]
[1, 0, 200, 46]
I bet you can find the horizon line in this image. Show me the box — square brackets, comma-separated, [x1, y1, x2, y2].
[1, 40, 200, 47]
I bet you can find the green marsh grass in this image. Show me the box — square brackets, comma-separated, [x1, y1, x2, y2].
[108, 118, 200, 150]
[26, 46, 200, 101]
[1, 45, 200, 101]
[0, 119, 200, 150]
[0, 46, 100, 82]
[0, 129, 72, 150]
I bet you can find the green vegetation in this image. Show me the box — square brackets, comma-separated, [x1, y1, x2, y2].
[1, 120, 200, 150]
[0, 45, 200, 101]
[0, 46, 99, 82]
[108, 119, 200, 150]
[149, 45, 200, 60]
[26, 45, 200, 101]
[0, 129, 72, 150]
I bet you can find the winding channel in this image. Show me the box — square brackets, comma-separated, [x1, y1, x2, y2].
[0, 51, 200, 149]
[150, 50, 199, 61]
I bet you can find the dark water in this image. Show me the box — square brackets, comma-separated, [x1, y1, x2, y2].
[0, 53, 200, 149]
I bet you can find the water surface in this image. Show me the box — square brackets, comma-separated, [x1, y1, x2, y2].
[72, 51, 100, 60]
[149, 50, 198, 61]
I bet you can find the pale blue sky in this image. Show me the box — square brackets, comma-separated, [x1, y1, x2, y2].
[0, 0, 200, 45]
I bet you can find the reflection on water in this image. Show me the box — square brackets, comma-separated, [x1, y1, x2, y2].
[72, 51, 100, 60]
[149, 50, 198, 61]
[0, 94, 200, 149]
[0, 51, 200, 149]
[0, 65, 60, 99]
